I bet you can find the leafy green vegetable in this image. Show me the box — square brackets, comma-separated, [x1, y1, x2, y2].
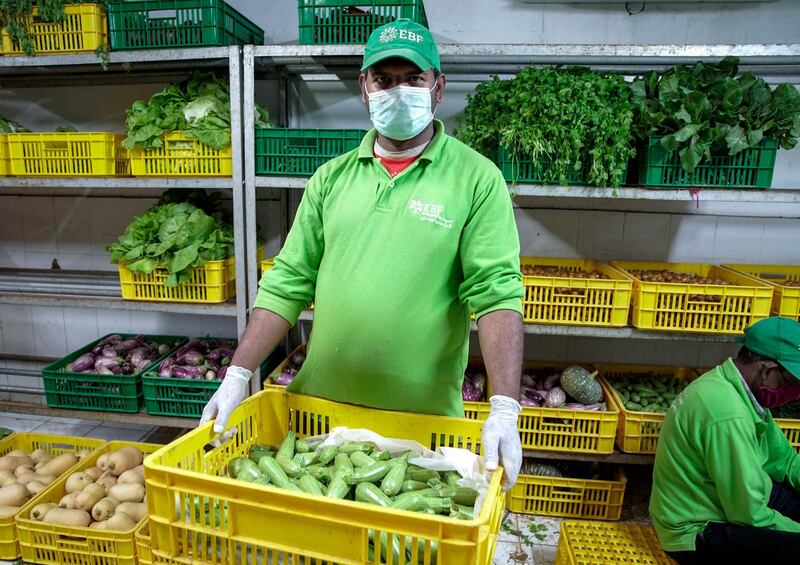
[631, 57, 800, 173]
[123, 71, 272, 151]
[457, 67, 634, 187]
[106, 202, 235, 287]
[55, 125, 77, 132]
[0, 115, 29, 133]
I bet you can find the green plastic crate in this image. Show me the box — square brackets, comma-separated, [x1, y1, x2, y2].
[108, 0, 263, 50]
[298, 0, 427, 45]
[254, 128, 367, 177]
[42, 334, 186, 413]
[497, 145, 627, 186]
[142, 338, 282, 418]
[638, 137, 777, 189]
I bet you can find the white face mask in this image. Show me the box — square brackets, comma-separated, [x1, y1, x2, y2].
[367, 84, 436, 141]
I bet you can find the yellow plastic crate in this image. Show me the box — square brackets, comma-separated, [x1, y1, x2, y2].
[508, 466, 626, 521]
[226, 245, 263, 296]
[119, 253, 239, 303]
[7, 132, 128, 177]
[260, 255, 275, 274]
[612, 261, 773, 334]
[521, 257, 633, 327]
[775, 418, 800, 453]
[17, 441, 161, 565]
[1, 4, 107, 55]
[0, 134, 9, 175]
[130, 133, 232, 177]
[597, 365, 697, 454]
[145, 388, 505, 565]
[135, 519, 181, 565]
[555, 521, 676, 565]
[724, 263, 800, 321]
[462, 362, 619, 455]
[0, 433, 104, 560]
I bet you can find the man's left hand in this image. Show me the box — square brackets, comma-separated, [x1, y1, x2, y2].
[481, 394, 522, 492]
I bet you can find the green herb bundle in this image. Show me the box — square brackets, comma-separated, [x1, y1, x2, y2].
[457, 67, 634, 187]
[122, 71, 272, 151]
[106, 202, 235, 287]
[631, 57, 800, 173]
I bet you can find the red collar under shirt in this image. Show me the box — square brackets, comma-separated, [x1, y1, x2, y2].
[373, 139, 429, 177]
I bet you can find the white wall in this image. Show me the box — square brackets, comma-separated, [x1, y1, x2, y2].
[1, 0, 800, 397]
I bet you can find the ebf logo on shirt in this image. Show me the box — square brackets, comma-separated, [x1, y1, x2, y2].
[408, 198, 453, 229]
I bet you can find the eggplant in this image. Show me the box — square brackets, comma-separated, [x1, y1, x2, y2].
[101, 347, 118, 358]
[119, 339, 140, 351]
[129, 347, 150, 367]
[159, 365, 172, 378]
[205, 370, 216, 380]
[157, 343, 171, 356]
[68, 353, 96, 373]
[177, 349, 204, 366]
[94, 356, 122, 372]
[121, 363, 133, 374]
[172, 366, 203, 379]
[96, 366, 114, 375]
[134, 358, 152, 372]
[291, 351, 306, 367]
[98, 334, 122, 348]
[217, 366, 227, 380]
[206, 348, 223, 362]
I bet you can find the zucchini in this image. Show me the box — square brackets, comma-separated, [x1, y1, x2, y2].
[400, 480, 429, 493]
[333, 453, 354, 482]
[433, 486, 479, 506]
[277, 455, 302, 478]
[442, 471, 461, 488]
[380, 459, 407, 496]
[423, 497, 453, 514]
[338, 442, 373, 455]
[257, 456, 300, 490]
[391, 491, 427, 512]
[293, 451, 319, 467]
[295, 439, 311, 454]
[326, 476, 350, 499]
[297, 473, 325, 496]
[276, 431, 296, 461]
[355, 483, 392, 507]
[304, 464, 332, 484]
[370, 450, 391, 461]
[249, 444, 275, 464]
[405, 469, 440, 483]
[350, 451, 376, 468]
[227, 457, 261, 482]
[348, 461, 393, 484]
[318, 445, 337, 466]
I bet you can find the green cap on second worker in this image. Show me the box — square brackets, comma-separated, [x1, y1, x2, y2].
[741, 317, 800, 380]
[361, 19, 440, 73]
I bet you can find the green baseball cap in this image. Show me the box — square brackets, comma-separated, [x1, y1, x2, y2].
[361, 19, 440, 73]
[741, 317, 800, 380]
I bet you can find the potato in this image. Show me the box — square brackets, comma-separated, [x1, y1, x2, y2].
[0, 470, 15, 487]
[30, 449, 51, 464]
[43, 508, 91, 527]
[0, 455, 32, 472]
[15, 472, 39, 486]
[107, 447, 144, 477]
[117, 467, 145, 485]
[65, 473, 93, 494]
[107, 483, 145, 503]
[30, 502, 57, 521]
[91, 497, 119, 522]
[97, 453, 110, 470]
[89, 521, 108, 530]
[83, 466, 103, 481]
[95, 473, 117, 492]
[37, 453, 78, 477]
[115, 501, 147, 522]
[35, 474, 56, 486]
[105, 510, 137, 531]
[14, 465, 34, 478]
[59, 493, 77, 509]
[75, 483, 105, 512]
[0, 506, 19, 518]
[0, 484, 28, 507]
[25, 481, 45, 496]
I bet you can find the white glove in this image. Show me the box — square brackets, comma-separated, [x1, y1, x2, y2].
[482, 394, 522, 492]
[200, 365, 252, 434]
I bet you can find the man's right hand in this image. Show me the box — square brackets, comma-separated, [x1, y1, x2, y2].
[200, 365, 252, 433]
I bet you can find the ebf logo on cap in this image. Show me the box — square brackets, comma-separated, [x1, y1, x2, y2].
[378, 26, 424, 44]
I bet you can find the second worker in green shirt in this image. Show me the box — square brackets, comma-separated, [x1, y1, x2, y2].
[201, 19, 525, 490]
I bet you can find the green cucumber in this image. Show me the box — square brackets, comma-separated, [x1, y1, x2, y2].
[380, 459, 407, 496]
[350, 451, 376, 468]
[355, 483, 392, 507]
[348, 461, 393, 484]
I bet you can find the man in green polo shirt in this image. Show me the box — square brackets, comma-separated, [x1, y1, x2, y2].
[201, 19, 525, 489]
[650, 317, 800, 563]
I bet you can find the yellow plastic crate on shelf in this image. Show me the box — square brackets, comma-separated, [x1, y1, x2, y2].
[1, 4, 107, 55]
[724, 263, 800, 321]
[0, 433, 104, 560]
[462, 362, 619, 455]
[118, 253, 240, 303]
[611, 261, 772, 334]
[508, 466, 626, 521]
[7, 132, 128, 176]
[17, 441, 161, 565]
[555, 520, 676, 565]
[135, 519, 180, 565]
[520, 257, 632, 327]
[130, 133, 232, 177]
[597, 364, 698, 454]
[145, 388, 505, 565]
[0, 134, 9, 175]
[776, 418, 800, 453]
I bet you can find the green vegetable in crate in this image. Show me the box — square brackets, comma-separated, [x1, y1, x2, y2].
[249, 444, 275, 464]
[522, 461, 563, 478]
[560, 365, 604, 404]
[0, 115, 29, 133]
[226, 457, 261, 482]
[610, 373, 689, 413]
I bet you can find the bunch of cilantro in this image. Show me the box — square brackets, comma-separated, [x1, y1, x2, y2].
[106, 202, 235, 287]
[122, 71, 271, 151]
[631, 56, 800, 173]
[456, 67, 634, 188]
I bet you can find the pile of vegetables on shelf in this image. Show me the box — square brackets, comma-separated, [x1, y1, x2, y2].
[520, 458, 614, 481]
[32, 445, 147, 530]
[631, 56, 800, 173]
[228, 433, 478, 522]
[66, 334, 179, 376]
[457, 66, 634, 187]
[273, 346, 306, 386]
[626, 269, 733, 302]
[155, 338, 235, 381]
[521, 265, 608, 280]
[0, 115, 29, 133]
[0, 447, 93, 517]
[122, 71, 272, 151]
[462, 368, 487, 402]
[520, 365, 606, 410]
[106, 202, 235, 287]
[608, 373, 689, 413]
[0, 0, 101, 56]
